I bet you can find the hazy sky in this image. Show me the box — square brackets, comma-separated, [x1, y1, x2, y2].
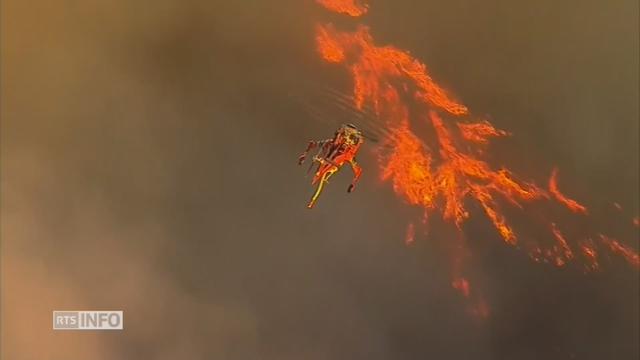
[2, 1, 638, 359]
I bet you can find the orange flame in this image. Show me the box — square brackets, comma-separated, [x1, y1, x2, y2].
[549, 223, 575, 266]
[405, 222, 416, 245]
[457, 121, 509, 145]
[599, 235, 640, 269]
[579, 240, 600, 272]
[312, 0, 639, 314]
[317, 23, 547, 246]
[316, 24, 468, 115]
[452, 278, 470, 297]
[316, 0, 368, 17]
[549, 168, 588, 215]
[315, 25, 346, 63]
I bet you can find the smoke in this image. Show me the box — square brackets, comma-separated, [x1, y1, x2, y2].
[2, 0, 637, 359]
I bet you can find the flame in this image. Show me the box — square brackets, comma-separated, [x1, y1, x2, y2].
[452, 276, 490, 319]
[579, 240, 600, 272]
[316, 0, 368, 17]
[469, 296, 490, 319]
[316, 24, 468, 115]
[599, 235, 640, 269]
[315, 25, 346, 63]
[549, 223, 575, 266]
[405, 222, 416, 245]
[452, 278, 470, 297]
[457, 121, 509, 145]
[317, 23, 546, 246]
[312, 0, 639, 315]
[549, 168, 588, 215]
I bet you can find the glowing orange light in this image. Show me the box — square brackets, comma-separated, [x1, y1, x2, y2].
[549, 168, 588, 215]
[599, 235, 640, 269]
[452, 278, 470, 297]
[579, 240, 599, 272]
[312, 0, 639, 313]
[315, 24, 468, 115]
[457, 121, 509, 145]
[405, 223, 416, 245]
[316, 0, 368, 17]
[550, 223, 574, 266]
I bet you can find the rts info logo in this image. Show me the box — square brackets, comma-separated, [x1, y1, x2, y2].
[53, 311, 123, 330]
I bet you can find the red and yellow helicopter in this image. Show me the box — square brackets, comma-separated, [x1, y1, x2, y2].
[298, 123, 364, 209]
